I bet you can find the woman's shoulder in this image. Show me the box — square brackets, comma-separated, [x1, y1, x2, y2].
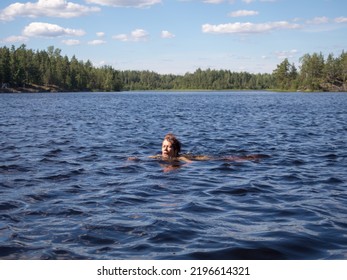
[148, 154, 162, 159]
[179, 154, 212, 161]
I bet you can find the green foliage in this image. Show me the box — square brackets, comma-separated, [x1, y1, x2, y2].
[120, 68, 273, 91]
[271, 51, 347, 91]
[1, 45, 346, 92]
[299, 53, 325, 91]
[0, 45, 122, 92]
[272, 58, 298, 90]
[0, 46, 11, 84]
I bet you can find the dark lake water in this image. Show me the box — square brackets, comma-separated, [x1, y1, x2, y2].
[1, 91, 347, 260]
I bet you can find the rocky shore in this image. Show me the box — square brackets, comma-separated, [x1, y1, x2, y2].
[0, 83, 70, 93]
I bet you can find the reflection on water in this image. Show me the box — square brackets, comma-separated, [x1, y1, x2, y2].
[1, 91, 347, 259]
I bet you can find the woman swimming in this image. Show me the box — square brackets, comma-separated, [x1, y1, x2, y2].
[149, 133, 265, 163]
[128, 133, 267, 172]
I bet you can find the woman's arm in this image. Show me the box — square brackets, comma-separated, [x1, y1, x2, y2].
[178, 156, 193, 163]
[223, 154, 268, 161]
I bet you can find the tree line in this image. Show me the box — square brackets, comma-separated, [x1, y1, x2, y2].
[273, 52, 347, 91]
[1, 44, 346, 92]
[0, 45, 122, 92]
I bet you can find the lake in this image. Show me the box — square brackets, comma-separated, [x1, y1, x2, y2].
[0, 91, 347, 259]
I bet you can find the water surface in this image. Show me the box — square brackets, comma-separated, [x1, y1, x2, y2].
[1, 91, 347, 259]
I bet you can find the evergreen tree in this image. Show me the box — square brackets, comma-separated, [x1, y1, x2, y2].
[299, 52, 325, 91]
[0, 46, 11, 84]
[1, 45, 346, 92]
[273, 58, 298, 90]
[341, 51, 347, 86]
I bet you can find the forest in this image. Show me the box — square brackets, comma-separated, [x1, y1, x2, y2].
[1, 44, 347, 92]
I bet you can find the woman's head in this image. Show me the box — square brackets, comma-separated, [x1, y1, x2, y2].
[162, 133, 181, 158]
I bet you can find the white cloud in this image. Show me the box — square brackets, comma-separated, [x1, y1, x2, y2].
[96, 60, 107, 67]
[202, 21, 301, 34]
[131, 29, 149, 41]
[113, 29, 149, 42]
[203, 0, 224, 4]
[1, 35, 29, 43]
[335, 17, 347, 23]
[0, 0, 100, 21]
[23, 22, 85, 37]
[229, 10, 259, 17]
[85, 0, 161, 8]
[161, 30, 175, 39]
[202, 0, 276, 4]
[306, 16, 329, 25]
[275, 49, 298, 59]
[62, 39, 81, 45]
[201, 0, 236, 3]
[88, 39, 106, 45]
[96, 32, 105, 37]
[113, 34, 128, 42]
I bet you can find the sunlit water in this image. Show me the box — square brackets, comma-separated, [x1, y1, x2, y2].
[1, 91, 347, 259]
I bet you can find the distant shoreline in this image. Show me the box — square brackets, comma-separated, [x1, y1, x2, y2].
[2, 46, 347, 93]
[0, 83, 89, 94]
[1, 85, 346, 94]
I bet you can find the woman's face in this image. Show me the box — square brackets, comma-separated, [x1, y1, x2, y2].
[162, 139, 176, 158]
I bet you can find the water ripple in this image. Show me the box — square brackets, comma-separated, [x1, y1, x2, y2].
[1, 91, 347, 259]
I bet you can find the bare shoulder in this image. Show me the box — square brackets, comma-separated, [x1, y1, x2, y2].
[148, 155, 162, 159]
[179, 154, 212, 162]
[193, 155, 212, 161]
[178, 156, 193, 163]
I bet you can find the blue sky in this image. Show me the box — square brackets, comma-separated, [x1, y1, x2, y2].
[1, 0, 347, 74]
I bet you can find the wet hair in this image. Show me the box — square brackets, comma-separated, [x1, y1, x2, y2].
[163, 133, 181, 156]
